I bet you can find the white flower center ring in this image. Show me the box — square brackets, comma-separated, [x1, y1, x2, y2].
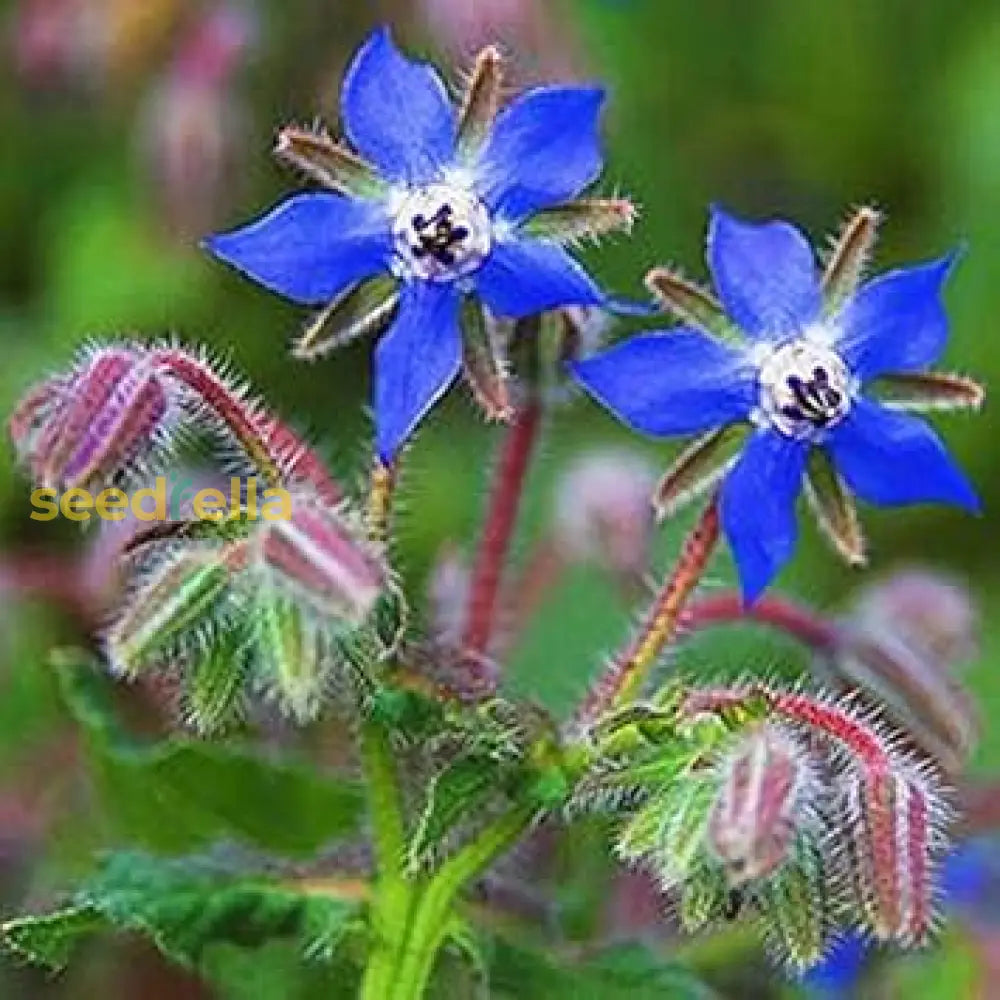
[758, 339, 853, 439]
[392, 184, 492, 282]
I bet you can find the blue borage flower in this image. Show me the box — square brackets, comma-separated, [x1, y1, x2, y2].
[204, 27, 635, 462]
[571, 206, 981, 603]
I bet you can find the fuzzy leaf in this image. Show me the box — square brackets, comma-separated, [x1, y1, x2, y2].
[805, 449, 866, 566]
[273, 125, 384, 198]
[645, 267, 736, 340]
[53, 650, 364, 855]
[488, 938, 716, 999]
[822, 205, 880, 314]
[408, 754, 503, 870]
[679, 860, 730, 933]
[1, 852, 359, 973]
[461, 298, 512, 421]
[871, 371, 985, 412]
[524, 198, 637, 245]
[293, 275, 399, 361]
[183, 626, 252, 734]
[655, 423, 747, 520]
[758, 833, 828, 971]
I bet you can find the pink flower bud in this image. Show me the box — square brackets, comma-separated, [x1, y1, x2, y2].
[9, 346, 173, 493]
[554, 449, 657, 583]
[254, 492, 385, 625]
[707, 725, 810, 886]
[844, 764, 945, 944]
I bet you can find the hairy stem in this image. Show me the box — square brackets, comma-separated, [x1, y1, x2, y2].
[682, 592, 841, 652]
[391, 803, 537, 1000]
[367, 458, 396, 545]
[358, 720, 414, 1000]
[461, 400, 542, 660]
[575, 497, 721, 726]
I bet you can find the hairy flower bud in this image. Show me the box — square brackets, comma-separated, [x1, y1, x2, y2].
[106, 542, 246, 677]
[707, 725, 810, 886]
[844, 765, 945, 944]
[554, 449, 657, 583]
[254, 492, 386, 625]
[10, 346, 174, 493]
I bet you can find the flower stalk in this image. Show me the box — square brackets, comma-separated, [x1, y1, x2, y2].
[461, 398, 543, 661]
[576, 497, 721, 725]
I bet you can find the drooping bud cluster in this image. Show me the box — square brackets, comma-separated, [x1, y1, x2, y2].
[10, 340, 387, 728]
[110, 490, 388, 727]
[587, 679, 949, 971]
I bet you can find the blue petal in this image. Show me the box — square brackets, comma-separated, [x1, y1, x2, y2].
[474, 86, 604, 221]
[707, 206, 822, 340]
[720, 430, 808, 603]
[475, 236, 605, 318]
[340, 27, 456, 185]
[569, 329, 756, 437]
[802, 933, 868, 992]
[835, 255, 956, 380]
[826, 398, 980, 512]
[204, 193, 391, 306]
[374, 282, 462, 462]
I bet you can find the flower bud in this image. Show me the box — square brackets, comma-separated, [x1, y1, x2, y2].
[10, 346, 172, 493]
[254, 492, 386, 626]
[554, 449, 657, 584]
[106, 542, 246, 677]
[707, 725, 810, 887]
[844, 765, 944, 944]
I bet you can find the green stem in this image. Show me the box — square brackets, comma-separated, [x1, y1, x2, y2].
[390, 803, 537, 1000]
[358, 720, 414, 1000]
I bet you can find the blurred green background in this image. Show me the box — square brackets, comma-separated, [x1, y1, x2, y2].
[0, 0, 998, 996]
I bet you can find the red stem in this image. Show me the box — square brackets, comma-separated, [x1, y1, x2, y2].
[575, 498, 720, 726]
[461, 401, 542, 659]
[682, 592, 841, 652]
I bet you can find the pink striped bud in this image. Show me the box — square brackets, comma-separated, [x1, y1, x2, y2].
[844, 765, 945, 944]
[254, 492, 386, 625]
[9, 345, 173, 493]
[707, 725, 810, 886]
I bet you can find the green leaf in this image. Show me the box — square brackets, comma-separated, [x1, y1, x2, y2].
[408, 754, 502, 871]
[52, 649, 364, 855]
[1, 851, 361, 975]
[488, 938, 716, 999]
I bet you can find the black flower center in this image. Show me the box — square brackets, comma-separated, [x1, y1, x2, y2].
[410, 204, 470, 267]
[780, 366, 844, 428]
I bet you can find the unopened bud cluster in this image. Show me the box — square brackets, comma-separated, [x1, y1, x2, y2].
[9, 341, 387, 728]
[598, 681, 949, 971]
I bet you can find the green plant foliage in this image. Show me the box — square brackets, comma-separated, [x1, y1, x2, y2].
[487, 938, 716, 1000]
[52, 649, 365, 855]
[0, 851, 361, 976]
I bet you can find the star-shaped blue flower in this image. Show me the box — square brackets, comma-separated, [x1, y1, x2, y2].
[571, 207, 980, 603]
[204, 27, 616, 462]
